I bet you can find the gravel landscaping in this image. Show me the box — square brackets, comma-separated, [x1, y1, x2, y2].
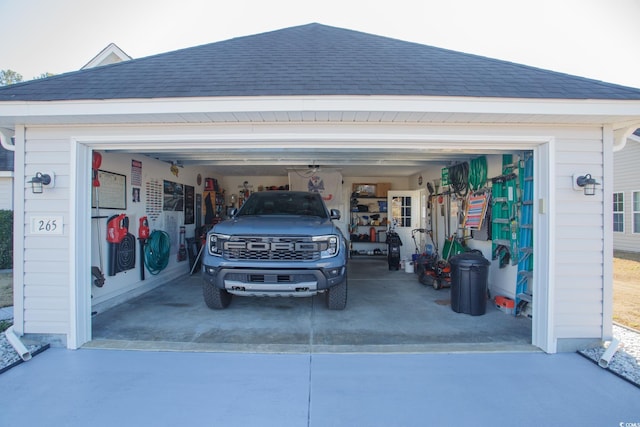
[578, 324, 640, 388]
[0, 327, 49, 374]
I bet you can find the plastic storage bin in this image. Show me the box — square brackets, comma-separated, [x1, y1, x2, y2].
[449, 252, 491, 315]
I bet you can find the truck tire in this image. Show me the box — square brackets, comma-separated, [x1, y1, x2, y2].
[203, 281, 232, 309]
[326, 275, 347, 310]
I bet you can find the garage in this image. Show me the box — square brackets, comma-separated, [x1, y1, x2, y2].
[2, 23, 640, 353]
[86, 143, 535, 352]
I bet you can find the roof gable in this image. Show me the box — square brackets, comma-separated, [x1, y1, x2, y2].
[2, 23, 640, 101]
[81, 43, 132, 69]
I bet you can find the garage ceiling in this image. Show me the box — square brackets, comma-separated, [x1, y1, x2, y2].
[120, 144, 497, 177]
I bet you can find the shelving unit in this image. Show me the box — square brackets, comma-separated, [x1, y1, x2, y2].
[350, 195, 388, 257]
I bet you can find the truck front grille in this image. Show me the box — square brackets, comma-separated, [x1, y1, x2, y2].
[223, 236, 321, 261]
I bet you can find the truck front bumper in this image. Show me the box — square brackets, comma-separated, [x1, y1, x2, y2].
[202, 265, 346, 297]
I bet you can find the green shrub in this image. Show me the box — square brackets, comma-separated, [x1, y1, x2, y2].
[0, 210, 13, 269]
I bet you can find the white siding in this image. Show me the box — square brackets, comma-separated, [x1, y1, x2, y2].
[553, 131, 606, 342]
[613, 139, 640, 252]
[0, 176, 13, 210]
[21, 131, 71, 335]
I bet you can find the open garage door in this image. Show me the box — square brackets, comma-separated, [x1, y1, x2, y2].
[71, 128, 549, 352]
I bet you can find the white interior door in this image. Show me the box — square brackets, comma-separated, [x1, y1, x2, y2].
[388, 190, 421, 262]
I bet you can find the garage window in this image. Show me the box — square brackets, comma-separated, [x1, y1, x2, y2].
[633, 191, 640, 234]
[613, 192, 624, 233]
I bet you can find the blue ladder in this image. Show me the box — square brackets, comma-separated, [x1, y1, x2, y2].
[516, 153, 534, 315]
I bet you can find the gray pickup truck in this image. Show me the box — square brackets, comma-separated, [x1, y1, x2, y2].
[202, 191, 348, 310]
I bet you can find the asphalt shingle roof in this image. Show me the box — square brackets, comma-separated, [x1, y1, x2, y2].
[2, 23, 640, 101]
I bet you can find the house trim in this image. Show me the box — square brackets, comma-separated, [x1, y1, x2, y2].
[69, 141, 92, 349]
[602, 125, 614, 342]
[12, 125, 25, 334]
[67, 127, 554, 350]
[535, 139, 555, 352]
[1, 96, 640, 128]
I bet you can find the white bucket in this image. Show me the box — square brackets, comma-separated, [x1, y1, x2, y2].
[405, 261, 414, 273]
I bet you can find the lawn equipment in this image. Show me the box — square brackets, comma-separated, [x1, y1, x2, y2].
[416, 254, 452, 290]
[138, 216, 149, 280]
[386, 230, 402, 270]
[414, 231, 458, 290]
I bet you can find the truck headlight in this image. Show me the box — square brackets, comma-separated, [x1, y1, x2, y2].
[209, 233, 230, 257]
[314, 235, 340, 259]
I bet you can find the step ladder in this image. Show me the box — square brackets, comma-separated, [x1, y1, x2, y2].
[491, 155, 519, 265]
[516, 152, 534, 315]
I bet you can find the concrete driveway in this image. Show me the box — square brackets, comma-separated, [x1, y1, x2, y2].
[0, 348, 638, 426]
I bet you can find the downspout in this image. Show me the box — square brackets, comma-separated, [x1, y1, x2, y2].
[612, 124, 640, 152]
[4, 326, 32, 361]
[598, 338, 620, 368]
[0, 127, 15, 151]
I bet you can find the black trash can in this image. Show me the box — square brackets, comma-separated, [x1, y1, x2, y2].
[449, 251, 490, 315]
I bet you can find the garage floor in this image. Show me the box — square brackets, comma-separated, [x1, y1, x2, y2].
[89, 258, 534, 353]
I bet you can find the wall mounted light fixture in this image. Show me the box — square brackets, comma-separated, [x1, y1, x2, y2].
[28, 172, 53, 194]
[573, 173, 600, 196]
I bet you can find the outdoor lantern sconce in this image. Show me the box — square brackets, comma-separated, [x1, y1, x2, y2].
[28, 172, 53, 194]
[574, 173, 600, 196]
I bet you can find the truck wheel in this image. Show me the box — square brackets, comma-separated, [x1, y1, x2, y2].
[203, 281, 232, 309]
[326, 275, 348, 310]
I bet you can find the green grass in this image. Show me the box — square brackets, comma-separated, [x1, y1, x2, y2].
[0, 319, 11, 333]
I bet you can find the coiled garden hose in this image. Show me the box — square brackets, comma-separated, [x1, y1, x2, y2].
[144, 230, 171, 275]
[469, 156, 488, 192]
[448, 162, 470, 197]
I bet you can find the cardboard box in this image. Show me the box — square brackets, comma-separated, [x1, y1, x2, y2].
[375, 182, 391, 197]
[352, 183, 376, 197]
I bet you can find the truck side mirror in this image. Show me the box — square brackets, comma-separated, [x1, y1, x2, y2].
[330, 209, 341, 220]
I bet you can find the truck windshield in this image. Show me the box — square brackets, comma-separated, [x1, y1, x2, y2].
[237, 192, 328, 218]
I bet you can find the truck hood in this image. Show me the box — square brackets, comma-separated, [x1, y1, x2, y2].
[213, 215, 339, 236]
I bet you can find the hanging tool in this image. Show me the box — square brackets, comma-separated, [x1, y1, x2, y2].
[91, 151, 106, 287]
[138, 216, 149, 280]
[178, 226, 187, 261]
[190, 244, 205, 275]
[107, 214, 130, 276]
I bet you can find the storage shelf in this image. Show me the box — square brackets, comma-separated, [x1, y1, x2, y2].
[351, 211, 388, 215]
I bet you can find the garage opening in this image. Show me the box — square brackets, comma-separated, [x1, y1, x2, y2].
[85, 141, 537, 352]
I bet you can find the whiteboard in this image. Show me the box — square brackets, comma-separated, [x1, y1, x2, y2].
[92, 170, 127, 210]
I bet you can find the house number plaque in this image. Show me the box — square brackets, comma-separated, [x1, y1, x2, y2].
[30, 216, 63, 235]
